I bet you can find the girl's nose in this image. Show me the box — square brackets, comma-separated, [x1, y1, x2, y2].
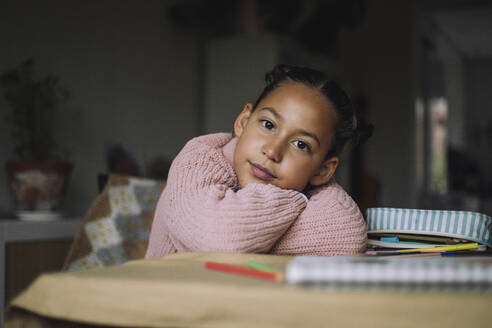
[262, 139, 283, 162]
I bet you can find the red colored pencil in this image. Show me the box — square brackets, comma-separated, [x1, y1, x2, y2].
[205, 261, 283, 282]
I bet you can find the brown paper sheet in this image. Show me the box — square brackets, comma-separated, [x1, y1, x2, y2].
[6, 252, 492, 328]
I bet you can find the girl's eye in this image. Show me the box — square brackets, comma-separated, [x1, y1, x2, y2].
[293, 140, 311, 152]
[260, 120, 275, 130]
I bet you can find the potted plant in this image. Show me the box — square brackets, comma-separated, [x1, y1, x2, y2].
[1, 58, 73, 220]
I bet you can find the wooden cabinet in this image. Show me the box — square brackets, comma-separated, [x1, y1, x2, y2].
[5, 240, 73, 304]
[0, 218, 81, 325]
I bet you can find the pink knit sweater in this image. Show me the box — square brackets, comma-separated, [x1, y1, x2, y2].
[145, 133, 367, 259]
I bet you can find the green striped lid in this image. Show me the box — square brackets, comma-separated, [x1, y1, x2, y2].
[366, 207, 492, 247]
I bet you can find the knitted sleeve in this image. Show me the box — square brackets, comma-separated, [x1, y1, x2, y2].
[145, 190, 177, 259]
[271, 180, 367, 256]
[146, 134, 307, 259]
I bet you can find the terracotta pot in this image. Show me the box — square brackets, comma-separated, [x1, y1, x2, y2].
[6, 161, 73, 216]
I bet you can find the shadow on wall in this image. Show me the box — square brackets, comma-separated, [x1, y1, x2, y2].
[98, 143, 172, 192]
[168, 0, 366, 57]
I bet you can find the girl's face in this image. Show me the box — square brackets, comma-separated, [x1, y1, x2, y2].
[233, 82, 339, 192]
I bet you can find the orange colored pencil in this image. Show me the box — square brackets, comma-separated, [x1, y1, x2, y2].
[205, 261, 283, 282]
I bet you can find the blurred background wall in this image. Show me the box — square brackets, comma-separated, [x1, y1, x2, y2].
[0, 0, 201, 215]
[1, 0, 491, 218]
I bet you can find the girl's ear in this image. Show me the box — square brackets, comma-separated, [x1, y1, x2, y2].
[309, 157, 339, 186]
[234, 103, 254, 137]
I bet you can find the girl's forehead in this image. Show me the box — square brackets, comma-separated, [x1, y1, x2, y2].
[257, 83, 335, 119]
[263, 82, 329, 106]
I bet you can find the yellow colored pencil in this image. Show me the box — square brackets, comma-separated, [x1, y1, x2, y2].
[399, 242, 478, 252]
[384, 252, 443, 258]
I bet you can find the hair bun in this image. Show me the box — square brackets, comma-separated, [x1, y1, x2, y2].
[265, 64, 292, 85]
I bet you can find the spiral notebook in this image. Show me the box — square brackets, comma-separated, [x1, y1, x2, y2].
[286, 255, 492, 290]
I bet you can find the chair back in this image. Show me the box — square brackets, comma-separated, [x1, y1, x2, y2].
[63, 174, 165, 271]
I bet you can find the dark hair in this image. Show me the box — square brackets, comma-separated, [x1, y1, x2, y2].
[253, 64, 373, 158]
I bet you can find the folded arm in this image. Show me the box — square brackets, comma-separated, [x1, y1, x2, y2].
[271, 181, 367, 256]
[146, 134, 306, 259]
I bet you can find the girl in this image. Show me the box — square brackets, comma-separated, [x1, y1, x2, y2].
[146, 64, 373, 258]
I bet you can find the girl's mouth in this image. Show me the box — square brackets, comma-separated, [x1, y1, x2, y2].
[249, 162, 276, 181]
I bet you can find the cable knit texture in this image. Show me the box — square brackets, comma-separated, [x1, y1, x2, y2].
[145, 133, 367, 259]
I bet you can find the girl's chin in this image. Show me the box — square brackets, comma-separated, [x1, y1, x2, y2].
[238, 177, 270, 189]
[242, 178, 290, 190]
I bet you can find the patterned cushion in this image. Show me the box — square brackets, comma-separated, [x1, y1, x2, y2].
[62, 174, 165, 271]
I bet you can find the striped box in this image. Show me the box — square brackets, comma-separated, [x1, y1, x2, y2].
[366, 208, 492, 247]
